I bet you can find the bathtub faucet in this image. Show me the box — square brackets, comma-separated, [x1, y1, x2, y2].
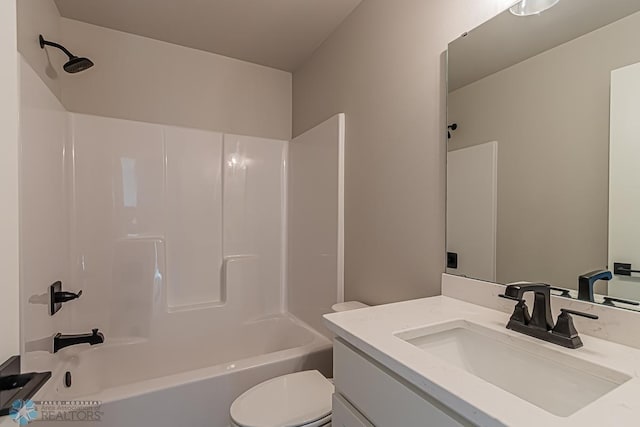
[53, 328, 105, 353]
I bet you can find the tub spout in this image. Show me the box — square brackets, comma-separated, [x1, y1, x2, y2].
[53, 328, 104, 353]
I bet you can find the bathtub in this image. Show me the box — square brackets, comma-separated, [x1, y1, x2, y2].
[35, 315, 332, 427]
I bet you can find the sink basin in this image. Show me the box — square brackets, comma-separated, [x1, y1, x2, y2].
[395, 320, 630, 417]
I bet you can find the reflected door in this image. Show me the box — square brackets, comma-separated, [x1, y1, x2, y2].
[609, 62, 640, 300]
[446, 141, 498, 282]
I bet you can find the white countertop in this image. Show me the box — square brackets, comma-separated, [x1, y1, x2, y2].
[324, 296, 640, 427]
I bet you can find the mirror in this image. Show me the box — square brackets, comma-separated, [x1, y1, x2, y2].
[446, 0, 640, 311]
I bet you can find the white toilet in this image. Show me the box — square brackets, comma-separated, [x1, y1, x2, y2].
[229, 301, 369, 427]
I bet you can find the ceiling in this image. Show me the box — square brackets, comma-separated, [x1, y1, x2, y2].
[448, 0, 640, 91]
[54, 0, 362, 72]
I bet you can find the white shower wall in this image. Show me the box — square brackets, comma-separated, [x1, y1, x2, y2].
[20, 58, 344, 380]
[288, 114, 345, 336]
[20, 60, 290, 373]
[19, 58, 71, 364]
[68, 114, 288, 341]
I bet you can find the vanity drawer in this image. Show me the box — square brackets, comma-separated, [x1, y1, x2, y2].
[333, 339, 469, 427]
[332, 393, 374, 427]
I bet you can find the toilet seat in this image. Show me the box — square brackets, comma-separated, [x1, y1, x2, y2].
[231, 414, 330, 427]
[230, 370, 334, 427]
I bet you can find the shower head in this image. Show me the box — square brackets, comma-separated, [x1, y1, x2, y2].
[39, 35, 94, 74]
[63, 56, 94, 74]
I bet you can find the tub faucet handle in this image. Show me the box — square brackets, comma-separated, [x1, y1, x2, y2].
[54, 289, 82, 303]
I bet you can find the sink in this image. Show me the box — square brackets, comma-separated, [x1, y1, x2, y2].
[395, 320, 631, 417]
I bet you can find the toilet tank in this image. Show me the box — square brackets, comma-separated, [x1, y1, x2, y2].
[331, 301, 369, 312]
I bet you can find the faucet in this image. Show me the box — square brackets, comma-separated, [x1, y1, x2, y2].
[503, 283, 554, 330]
[53, 329, 104, 353]
[578, 270, 612, 302]
[499, 284, 598, 349]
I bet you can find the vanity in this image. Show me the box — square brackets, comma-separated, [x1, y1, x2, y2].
[326, 0, 640, 424]
[325, 275, 640, 426]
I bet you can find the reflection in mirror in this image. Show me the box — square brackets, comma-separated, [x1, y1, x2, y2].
[446, 0, 640, 311]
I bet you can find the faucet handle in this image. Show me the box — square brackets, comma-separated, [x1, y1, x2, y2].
[550, 287, 572, 298]
[560, 309, 598, 320]
[499, 294, 532, 326]
[551, 309, 598, 349]
[498, 293, 523, 302]
[602, 296, 640, 307]
[54, 289, 82, 303]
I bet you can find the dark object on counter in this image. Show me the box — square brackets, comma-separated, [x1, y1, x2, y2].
[0, 356, 51, 416]
[499, 283, 598, 349]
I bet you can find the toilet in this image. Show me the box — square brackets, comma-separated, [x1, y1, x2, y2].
[229, 302, 369, 427]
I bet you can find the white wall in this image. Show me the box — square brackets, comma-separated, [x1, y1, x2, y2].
[18, 67, 290, 371]
[292, 0, 515, 304]
[446, 141, 498, 283]
[288, 114, 345, 335]
[16, 0, 64, 101]
[609, 62, 640, 301]
[19, 58, 70, 370]
[59, 18, 293, 140]
[19, 100, 289, 371]
[59, 114, 287, 343]
[0, 0, 20, 365]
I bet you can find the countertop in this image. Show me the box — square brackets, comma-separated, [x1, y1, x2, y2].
[324, 296, 640, 427]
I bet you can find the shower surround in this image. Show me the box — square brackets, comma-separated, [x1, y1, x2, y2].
[20, 60, 342, 426]
[67, 114, 289, 338]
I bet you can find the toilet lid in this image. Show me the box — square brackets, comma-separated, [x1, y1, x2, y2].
[230, 371, 334, 427]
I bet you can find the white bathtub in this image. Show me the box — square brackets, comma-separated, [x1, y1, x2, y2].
[35, 315, 332, 427]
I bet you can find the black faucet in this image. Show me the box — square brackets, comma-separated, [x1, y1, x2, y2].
[578, 270, 612, 302]
[53, 329, 104, 353]
[504, 283, 554, 330]
[500, 284, 598, 349]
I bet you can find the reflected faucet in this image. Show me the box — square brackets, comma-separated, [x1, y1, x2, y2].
[578, 270, 612, 302]
[53, 329, 104, 353]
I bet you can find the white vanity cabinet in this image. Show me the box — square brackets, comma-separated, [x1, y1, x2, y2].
[332, 394, 374, 427]
[331, 339, 471, 427]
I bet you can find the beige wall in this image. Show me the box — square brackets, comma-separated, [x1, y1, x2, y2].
[292, 0, 515, 305]
[18, 5, 293, 140]
[0, 0, 20, 363]
[59, 18, 293, 140]
[448, 12, 640, 290]
[17, 0, 64, 101]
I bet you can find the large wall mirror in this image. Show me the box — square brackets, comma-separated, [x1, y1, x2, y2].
[446, 0, 640, 310]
